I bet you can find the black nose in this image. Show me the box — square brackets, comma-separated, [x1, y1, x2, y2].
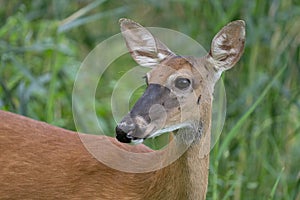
[115, 126, 132, 143]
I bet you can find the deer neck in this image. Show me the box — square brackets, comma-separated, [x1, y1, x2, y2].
[183, 130, 211, 200]
[178, 120, 211, 200]
[175, 93, 212, 199]
[149, 117, 211, 200]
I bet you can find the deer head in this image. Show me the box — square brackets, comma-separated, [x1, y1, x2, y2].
[116, 19, 245, 146]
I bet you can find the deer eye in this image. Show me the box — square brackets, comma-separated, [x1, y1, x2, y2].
[143, 75, 149, 85]
[175, 77, 191, 90]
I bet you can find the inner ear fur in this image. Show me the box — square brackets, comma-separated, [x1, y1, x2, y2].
[209, 20, 246, 72]
[120, 18, 175, 67]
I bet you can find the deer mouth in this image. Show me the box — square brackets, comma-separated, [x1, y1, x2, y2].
[115, 118, 155, 144]
[116, 120, 191, 145]
[115, 128, 144, 144]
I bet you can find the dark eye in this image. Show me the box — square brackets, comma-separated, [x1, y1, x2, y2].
[143, 75, 149, 85]
[175, 77, 191, 90]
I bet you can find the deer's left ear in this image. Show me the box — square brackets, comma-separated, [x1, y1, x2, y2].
[208, 20, 245, 72]
[120, 18, 175, 67]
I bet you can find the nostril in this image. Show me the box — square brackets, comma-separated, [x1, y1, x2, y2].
[115, 126, 124, 135]
[115, 126, 132, 143]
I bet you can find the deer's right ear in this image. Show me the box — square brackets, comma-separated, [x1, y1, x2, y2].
[120, 18, 175, 67]
[208, 20, 245, 73]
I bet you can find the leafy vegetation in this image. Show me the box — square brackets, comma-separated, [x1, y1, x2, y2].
[0, 0, 299, 199]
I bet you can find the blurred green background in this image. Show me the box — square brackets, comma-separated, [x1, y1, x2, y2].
[0, 0, 299, 199]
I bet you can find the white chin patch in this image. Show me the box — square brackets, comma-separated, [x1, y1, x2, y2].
[148, 122, 191, 139]
[131, 138, 144, 145]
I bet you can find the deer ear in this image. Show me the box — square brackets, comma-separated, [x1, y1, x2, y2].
[119, 18, 175, 67]
[208, 20, 245, 72]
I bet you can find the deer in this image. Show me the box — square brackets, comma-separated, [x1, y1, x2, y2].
[0, 18, 245, 199]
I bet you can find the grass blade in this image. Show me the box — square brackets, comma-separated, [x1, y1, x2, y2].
[59, 0, 107, 29]
[268, 167, 285, 200]
[217, 64, 287, 160]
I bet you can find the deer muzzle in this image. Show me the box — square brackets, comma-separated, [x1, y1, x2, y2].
[116, 84, 179, 143]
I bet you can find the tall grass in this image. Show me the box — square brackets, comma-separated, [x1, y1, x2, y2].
[0, 0, 299, 199]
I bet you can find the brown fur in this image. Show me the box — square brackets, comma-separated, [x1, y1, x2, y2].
[0, 110, 208, 199]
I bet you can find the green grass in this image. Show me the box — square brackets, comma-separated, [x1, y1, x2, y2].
[0, 1, 299, 199]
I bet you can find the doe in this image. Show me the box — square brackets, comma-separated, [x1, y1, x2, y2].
[0, 18, 245, 199]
